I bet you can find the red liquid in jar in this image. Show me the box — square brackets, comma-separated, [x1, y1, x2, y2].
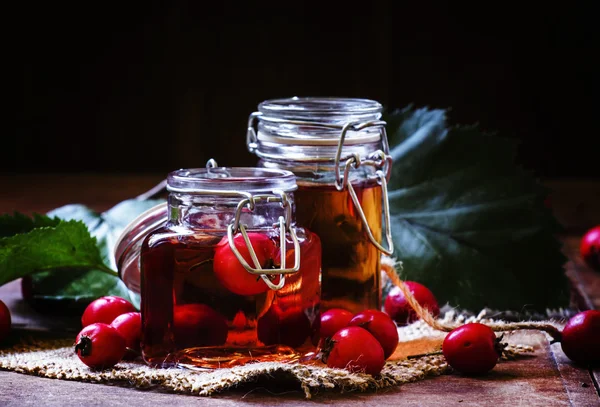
[140, 227, 321, 369]
[294, 181, 382, 314]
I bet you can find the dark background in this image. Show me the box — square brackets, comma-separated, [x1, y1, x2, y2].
[12, 2, 599, 178]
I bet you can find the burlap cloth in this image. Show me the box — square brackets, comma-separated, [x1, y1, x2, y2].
[0, 311, 544, 399]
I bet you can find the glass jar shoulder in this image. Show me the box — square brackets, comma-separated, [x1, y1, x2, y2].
[141, 224, 222, 251]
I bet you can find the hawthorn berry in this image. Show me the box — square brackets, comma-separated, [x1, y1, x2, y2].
[81, 296, 136, 327]
[384, 281, 440, 326]
[173, 303, 228, 348]
[580, 226, 600, 271]
[0, 300, 11, 343]
[348, 309, 399, 359]
[322, 326, 385, 376]
[560, 310, 600, 366]
[213, 232, 278, 296]
[319, 308, 353, 340]
[257, 304, 311, 348]
[442, 322, 503, 375]
[111, 312, 142, 359]
[74, 323, 126, 370]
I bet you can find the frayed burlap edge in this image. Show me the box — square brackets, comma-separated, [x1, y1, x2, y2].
[0, 311, 539, 399]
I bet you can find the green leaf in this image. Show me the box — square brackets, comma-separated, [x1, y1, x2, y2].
[384, 106, 569, 312]
[25, 199, 165, 306]
[0, 212, 60, 238]
[25, 269, 133, 302]
[46, 199, 165, 270]
[0, 220, 114, 286]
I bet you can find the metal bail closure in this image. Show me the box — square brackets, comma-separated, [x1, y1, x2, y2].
[246, 112, 262, 153]
[347, 169, 394, 256]
[333, 121, 394, 256]
[205, 158, 218, 168]
[226, 190, 301, 291]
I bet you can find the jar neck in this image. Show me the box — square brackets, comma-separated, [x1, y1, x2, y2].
[168, 192, 296, 230]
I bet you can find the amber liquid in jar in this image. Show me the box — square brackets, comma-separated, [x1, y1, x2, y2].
[140, 227, 321, 369]
[294, 180, 382, 314]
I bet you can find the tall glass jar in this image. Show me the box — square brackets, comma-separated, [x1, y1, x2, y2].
[246, 97, 393, 314]
[138, 165, 321, 369]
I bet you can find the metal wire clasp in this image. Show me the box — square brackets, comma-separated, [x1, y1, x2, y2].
[333, 121, 394, 256]
[226, 189, 300, 291]
[246, 112, 262, 153]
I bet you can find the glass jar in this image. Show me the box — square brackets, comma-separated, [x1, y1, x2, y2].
[246, 97, 393, 315]
[117, 163, 322, 369]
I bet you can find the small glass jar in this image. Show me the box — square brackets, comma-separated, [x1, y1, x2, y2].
[246, 97, 393, 314]
[117, 164, 321, 369]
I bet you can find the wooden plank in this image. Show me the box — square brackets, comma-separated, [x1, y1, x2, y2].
[0, 345, 579, 407]
[562, 236, 600, 310]
[548, 342, 600, 405]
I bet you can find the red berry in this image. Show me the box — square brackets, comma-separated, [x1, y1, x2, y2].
[81, 296, 136, 327]
[348, 309, 399, 359]
[319, 308, 353, 340]
[560, 310, 600, 366]
[442, 322, 501, 375]
[0, 299, 11, 342]
[580, 226, 600, 271]
[384, 281, 440, 326]
[323, 326, 385, 376]
[74, 323, 126, 370]
[213, 232, 278, 296]
[111, 312, 141, 359]
[257, 305, 311, 348]
[173, 304, 228, 348]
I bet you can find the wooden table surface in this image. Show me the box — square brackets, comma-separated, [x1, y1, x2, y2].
[0, 174, 599, 406]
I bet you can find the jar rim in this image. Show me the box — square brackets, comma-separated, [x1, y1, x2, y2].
[167, 167, 298, 194]
[258, 97, 382, 121]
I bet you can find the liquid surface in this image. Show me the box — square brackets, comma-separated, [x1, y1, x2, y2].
[294, 182, 382, 314]
[140, 227, 321, 369]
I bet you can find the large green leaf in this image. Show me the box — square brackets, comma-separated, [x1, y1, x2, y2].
[22, 269, 134, 315]
[27, 199, 165, 305]
[384, 106, 569, 312]
[0, 211, 127, 312]
[0, 200, 163, 313]
[0, 220, 113, 286]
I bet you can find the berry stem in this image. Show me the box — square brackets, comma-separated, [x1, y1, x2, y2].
[406, 350, 443, 359]
[318, 337, 336, 364]
[74, 336, 93, 357]
[381, 255, 563, 343]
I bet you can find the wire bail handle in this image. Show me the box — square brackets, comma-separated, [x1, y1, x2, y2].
[227, 189, 301, 291]
[333, 121, 395, 256]
[247, 112, 262, 154]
